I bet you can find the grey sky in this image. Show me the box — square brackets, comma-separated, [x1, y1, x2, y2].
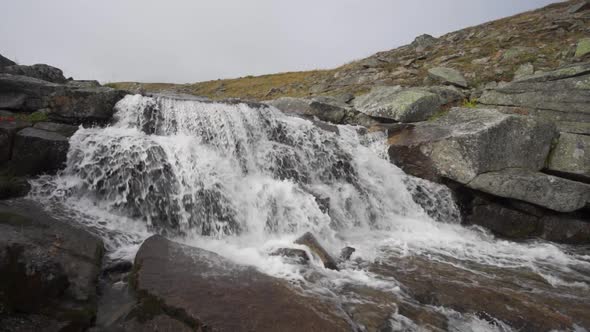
[0, 0, 559, 83]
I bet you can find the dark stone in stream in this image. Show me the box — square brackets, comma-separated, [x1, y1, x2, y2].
[0, 199, 104, 331]
[129, 235, 352, 331]
[339, 246, 356, 261]
[10, 127, 70, 176]
[295, 232, 339, 270]
[0, 176, 30, 199]
[270, 248, 310, 264]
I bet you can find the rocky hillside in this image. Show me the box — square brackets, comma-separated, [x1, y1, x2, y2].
[110, 0, 590, 101]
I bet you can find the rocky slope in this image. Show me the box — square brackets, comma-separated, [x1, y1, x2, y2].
[111, 0, 589, 101]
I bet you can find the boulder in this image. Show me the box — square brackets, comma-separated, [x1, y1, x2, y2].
[427, 67, 468, 88]
[0, 199, 104, 330]
[0, 176, 31, 199]
[354, 86, 442, 122]
[388, 108, 556, 184]
[33, 121, 79, 137]
[0, 54, 16, 68]
[423, 85, 465, 105]
[514, 63, 534, 80]
[131, 235, 352, 332]
[295, 232, 339, 270]
[479, 64, 590, 122]
[468, 168, 590, 213]
[0, 64, 66, 84]
[267, 96, 348, 124]
[547, 133, 590, 181]
[541, 215, 590, 244]
[575, 38, 590, 58]
[339, 247, 356, 261]
[48, 86, 127, 125]
[0, 74, 61, 111]
[11, 127, 70, 175]
[468, 200, 541, 239]
[411, 34, 438, 49]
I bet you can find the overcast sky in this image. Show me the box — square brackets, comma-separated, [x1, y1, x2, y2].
[0, 0, 559, 83]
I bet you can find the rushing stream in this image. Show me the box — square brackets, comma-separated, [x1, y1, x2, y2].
[29, 95, 590, 331]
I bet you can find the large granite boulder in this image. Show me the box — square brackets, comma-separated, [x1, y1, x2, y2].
[10, 127, 70, 175]
[468, 169, 590, 213]
[0, 199, 104, 331]
[354, 86, 442, 122]
[0, 64, 67, 84]
[427, 67, 468, 88]
[479, 64, 590, 122]
[131, 235, 352, 332]
[388, 108, 556, 183]
[547, 133, 590, 181]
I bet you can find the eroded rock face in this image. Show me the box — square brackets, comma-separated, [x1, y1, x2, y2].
[547, 132, 590, 181]
[131, 235, 352, 332]
[479, 63, 590, 122]
[354, 86, 442, 122]
[388, 108, 556, 184]
[11, 127, 70, 176]
[0, 199, 104, 331]
[468, 168, 590, 213]
[0, 64, 66, 84]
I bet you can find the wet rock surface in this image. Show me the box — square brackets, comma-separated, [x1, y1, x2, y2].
[0, 199, 104, 331]
[295, 232, 339, 270]
[130, 235, 353, 332]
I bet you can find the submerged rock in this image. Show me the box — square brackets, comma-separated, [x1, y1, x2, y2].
[130, 235, 352, 331]
[295, 232, 339, 270]
[270, 248, 310, 264]
[354, 86, 442, 122]
[339, 246, 356, 261]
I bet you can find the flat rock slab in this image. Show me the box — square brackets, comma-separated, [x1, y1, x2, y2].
[547, 132, 590, 181]
[468, 168, 590, 213]
[354, 86, 442, 122]
[427, 67, 468, 88]
[133, 235, 352, 332]
[479, 64, 590, 120]
[388, 108, 556, 184]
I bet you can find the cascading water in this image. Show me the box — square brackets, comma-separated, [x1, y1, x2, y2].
[30, 94, 590, 331]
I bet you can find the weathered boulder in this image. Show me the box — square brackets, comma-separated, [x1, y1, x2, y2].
[541, 215, 590, 244]
[0, 199, 104, 330]
[131, 235, 352, 332]
[0, 176, 31, 199]
[411, 34, 438, 49]
[354, 86, 442, 122]
[569, 0, 590, 13]
[427, 67, 468, 88]
[547, 132, 590, 181]
[266, 96, 347, 123]
[575, 38, 590, 58]
[423, 85, 466, 105]
[479, 64, 590, 122]
[0, 64, 66, 84]
[0, 74, 61, 111]
[388, 108, 556, 184]
[468, 168, 590, 213]
[11, 127, 70, 175]
[0, 54, 16, 68]
[48, 86, 127, 125]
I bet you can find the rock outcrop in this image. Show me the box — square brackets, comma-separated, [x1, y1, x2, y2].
[354, 86, 442, 122]
[0, 55, 127, 179]
[0, 199, 104, 331]
[128, 235, 352, 332]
